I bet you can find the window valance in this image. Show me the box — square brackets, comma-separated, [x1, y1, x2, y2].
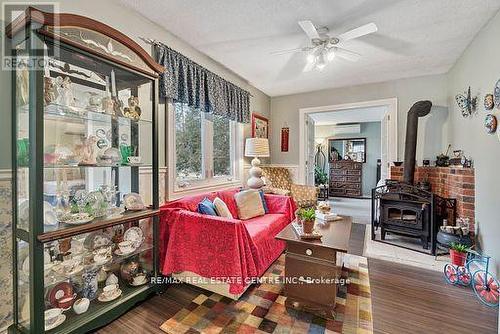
[155, 43, 250, 123]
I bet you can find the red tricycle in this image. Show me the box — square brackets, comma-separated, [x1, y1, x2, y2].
[444, 249, 499, 307]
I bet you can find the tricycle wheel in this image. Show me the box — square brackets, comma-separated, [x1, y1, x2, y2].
[457, 266, 471, 286]
[472, 270, 499, 307]
[444, 264, 458, 285]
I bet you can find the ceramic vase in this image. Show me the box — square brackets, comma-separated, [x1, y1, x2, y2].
[82, 267, 99, 300]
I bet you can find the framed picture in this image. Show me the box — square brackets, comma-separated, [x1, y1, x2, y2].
[251, 113, 269, 139]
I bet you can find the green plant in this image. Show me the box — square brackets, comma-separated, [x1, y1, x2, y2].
[450, 242, 469, 253]
[298, 207, 316, 222]
[314, 166, 328, 185]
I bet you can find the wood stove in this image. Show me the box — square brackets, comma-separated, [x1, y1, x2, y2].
[371, 101, 457, 255]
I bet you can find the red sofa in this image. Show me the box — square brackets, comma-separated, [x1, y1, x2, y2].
[159, 188, 296, 295]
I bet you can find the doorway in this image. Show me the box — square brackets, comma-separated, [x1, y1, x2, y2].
[298, 98, 398, 189]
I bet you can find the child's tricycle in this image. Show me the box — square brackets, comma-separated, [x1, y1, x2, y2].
[444, 248, 498, 307]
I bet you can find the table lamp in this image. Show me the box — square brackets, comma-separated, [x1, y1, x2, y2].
[245, 138, 270, 189]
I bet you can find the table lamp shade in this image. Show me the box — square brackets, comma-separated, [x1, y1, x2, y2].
[245, 138, 270, 157]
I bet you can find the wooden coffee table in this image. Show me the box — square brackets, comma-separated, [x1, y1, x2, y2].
[275, 216, 352, 319]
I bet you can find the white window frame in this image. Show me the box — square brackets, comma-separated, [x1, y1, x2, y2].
[167, 100, 244, 200]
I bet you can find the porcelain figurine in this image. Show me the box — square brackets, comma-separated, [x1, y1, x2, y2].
[105, 273, 119, 286]
[123, 96, 142, 121]
[75, 135, 98, 165]
[44, 77, 58, 106]
[56, 76, 75, 107]
[102, 95, 115, 115]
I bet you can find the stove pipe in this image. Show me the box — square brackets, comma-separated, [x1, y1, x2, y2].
[403, 100, 432, 184]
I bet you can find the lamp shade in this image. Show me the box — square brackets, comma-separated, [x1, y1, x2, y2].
[245, 138, 270, 157]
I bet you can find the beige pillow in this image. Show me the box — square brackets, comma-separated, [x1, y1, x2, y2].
[234, 190, 265, 220]
[213, 197, 233, 219]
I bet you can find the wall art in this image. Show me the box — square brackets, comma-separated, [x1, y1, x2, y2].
[455, 86, 477, 117]
[251, 113, 269, 139]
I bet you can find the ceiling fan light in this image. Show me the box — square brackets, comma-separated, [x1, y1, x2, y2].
[316, 63, 326, 70]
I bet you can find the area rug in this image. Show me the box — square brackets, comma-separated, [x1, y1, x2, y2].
[160, 254, 372, 334]
[363, 225, 448, 272]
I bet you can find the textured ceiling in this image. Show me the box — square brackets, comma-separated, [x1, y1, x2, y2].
[310, 106, 387, 125]
[120, 0, 500, 97]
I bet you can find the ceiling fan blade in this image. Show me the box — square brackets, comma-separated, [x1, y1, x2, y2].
[270, 47, 308, 56]
[298, 20, 320, 40]
[334, 47, 361, 62]
[338, 23, 378, 42]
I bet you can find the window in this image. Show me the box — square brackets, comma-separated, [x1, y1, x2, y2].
[173, 102, 239, 189]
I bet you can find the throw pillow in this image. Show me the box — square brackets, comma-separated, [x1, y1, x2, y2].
[234, 190, 265, 220]
[197, 197, 218, 216]
[213, 197, 233, 219]
[258, 190, 269, 213]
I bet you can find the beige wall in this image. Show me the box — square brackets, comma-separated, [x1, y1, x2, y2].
[447, 11, 500, 274]
[269, 74, 449, 166]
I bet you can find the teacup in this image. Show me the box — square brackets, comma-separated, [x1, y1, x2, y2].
[103, 284, 119, 298]
[45, 308, 63, 327]
[61, 259, 79, 273]
[127, 156, 141, 164]
[118, 240, 134, 254]
[73, 298, 90, 315]
[133, 274, 147, 285]
[93, 253, 109, 264]
[93, 246, 110, 257]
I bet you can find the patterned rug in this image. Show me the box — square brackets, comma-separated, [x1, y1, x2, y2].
[160, 254, 372, 334]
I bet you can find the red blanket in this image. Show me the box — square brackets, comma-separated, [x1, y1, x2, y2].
[159, 191, 296, 294]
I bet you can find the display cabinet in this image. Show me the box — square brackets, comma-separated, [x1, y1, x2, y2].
[7, 7, 164, 333]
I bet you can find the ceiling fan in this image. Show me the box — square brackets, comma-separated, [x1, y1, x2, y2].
[272, 21, 377, 72]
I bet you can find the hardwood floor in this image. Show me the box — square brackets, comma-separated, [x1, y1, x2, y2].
[98, 223, 498, 334]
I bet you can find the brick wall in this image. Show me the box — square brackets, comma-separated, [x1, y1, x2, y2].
[390, 166, 475, 230]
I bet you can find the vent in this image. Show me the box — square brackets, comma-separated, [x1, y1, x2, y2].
[332, 124, 361, 135]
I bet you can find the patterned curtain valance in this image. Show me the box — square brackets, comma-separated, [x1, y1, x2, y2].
[155, 43, 250, 123]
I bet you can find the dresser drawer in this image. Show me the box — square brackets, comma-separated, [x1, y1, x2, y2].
[346, 169, 361, 176]
[331, 175, 346, 182]
[286, 242, 337, 263]
[346, 176, 361, 183]
[284, 254, 338, 306]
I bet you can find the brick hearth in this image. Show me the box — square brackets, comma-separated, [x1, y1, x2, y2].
[390, 166, 475, 230]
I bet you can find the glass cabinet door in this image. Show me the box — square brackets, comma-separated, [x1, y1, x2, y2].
[39, 43, 154, 235]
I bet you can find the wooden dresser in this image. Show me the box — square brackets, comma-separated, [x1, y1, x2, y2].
[329, 160, 362, 197]
[275, 217, 352, 319]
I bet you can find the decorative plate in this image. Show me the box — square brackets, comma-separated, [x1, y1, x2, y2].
[114, 248, 136, 256]
[485, 114, 497, 133]
[494, 80, 500, 108]
[59, 213, 94, 225]
[123, 193, 145, 211]
[84, 232, 112, 251]
[484, 93, 494, 110]
[123, 227, 144, 249]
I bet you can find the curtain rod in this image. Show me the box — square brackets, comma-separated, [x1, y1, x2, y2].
[139, 36, 254, 97]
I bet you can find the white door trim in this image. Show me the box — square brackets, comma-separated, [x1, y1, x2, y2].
[298, 98, 398, 183]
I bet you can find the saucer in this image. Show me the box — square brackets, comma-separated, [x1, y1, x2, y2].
[114, 248, 136, 256]
[59, 213, 94, 225]
[45, 314, 66, 331]
[98, 289, 122, 302]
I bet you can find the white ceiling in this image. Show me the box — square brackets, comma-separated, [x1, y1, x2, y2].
[310, 106, 387, 125]
[120, 0, 500, 97]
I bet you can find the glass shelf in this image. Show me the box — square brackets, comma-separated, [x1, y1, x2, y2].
[45, 284, 151, 334]
[38, 209, 160, 243]
[42, 243, 154, 288]
[19, 103, 152, 125]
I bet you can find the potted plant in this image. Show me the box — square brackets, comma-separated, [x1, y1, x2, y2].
[449, 242, 469, 266]
[314, 166, 328, 186]
[298, 208, 316, 234]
